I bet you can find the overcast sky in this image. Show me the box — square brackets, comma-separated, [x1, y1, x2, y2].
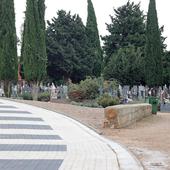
[14, 0, 170, 50]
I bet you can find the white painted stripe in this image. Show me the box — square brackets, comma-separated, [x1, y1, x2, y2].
[0, 140, 66, 145]
[0, 129, 59, 135]
[0, 152, 66, 159]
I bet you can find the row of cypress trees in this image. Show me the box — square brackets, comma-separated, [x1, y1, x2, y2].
[0, 0, 47, 99]
[0, 0, 164, 98]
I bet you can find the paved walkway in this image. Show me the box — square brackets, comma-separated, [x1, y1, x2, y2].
[0, 98, 143, 170]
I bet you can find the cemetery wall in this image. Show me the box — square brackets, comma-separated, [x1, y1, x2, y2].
[104, 103, 152, 128]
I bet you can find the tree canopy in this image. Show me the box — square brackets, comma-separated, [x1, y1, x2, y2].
[46, 10, 93, 83]
[104, 46, 144, 85]
[102, 1, 145, 65]
[102, 1, 146, 85]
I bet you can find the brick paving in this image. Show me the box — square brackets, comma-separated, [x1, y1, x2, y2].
[0, 98, 143, 170]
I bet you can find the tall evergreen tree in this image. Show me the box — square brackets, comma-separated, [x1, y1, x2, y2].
[104, 46, 144, 85]
[102, 1, 145, 65]
[21, 0, 47, 99]
[162, 51, 170, 86]
[145, 0, 162, 88]
[46, 10, 93, 83]
[86, 0, 103, 77]
[102, 1, 146, 85]
[0, 0, 18, 97]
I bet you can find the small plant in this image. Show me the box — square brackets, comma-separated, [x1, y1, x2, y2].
[68, 77, 100, 102]
[21, 92, 33, 100]
[38, 92, 50, 102]
[80, 77, 99, 100]
[68, 84, 85, 102]
[97, 94, 119, 108]
[70, 100, 100, 108]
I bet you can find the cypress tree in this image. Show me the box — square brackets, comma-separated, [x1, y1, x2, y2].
[86, 0, 103, 77]
[145, 0, 162, 88]
[0, 0, 18, 97]
[22, 0, 47, 100]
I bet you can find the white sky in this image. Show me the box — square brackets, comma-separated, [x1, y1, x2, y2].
[14, 0, 170, 50]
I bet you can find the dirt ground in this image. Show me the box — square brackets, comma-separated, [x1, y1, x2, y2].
[11, 99, 170, 170]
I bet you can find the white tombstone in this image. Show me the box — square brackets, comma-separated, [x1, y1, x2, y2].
[118, 85, 123, 96]
[51, 83, 57, 100]
[139, 85, 145, 98]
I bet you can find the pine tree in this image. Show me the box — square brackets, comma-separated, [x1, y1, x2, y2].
[22, 0, 47, 100]
[145, 0, 162, 88]
[86, 0, 103, 77]
[0, 0, 18, 97]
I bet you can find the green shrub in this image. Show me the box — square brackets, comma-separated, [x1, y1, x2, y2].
[68, 84, 85, 102]
[70, 100, 100, 108]
[97, 94, 119, 108]
[38, 92, 50, 102]
[79, 77, 99, 99]
[22, 92, 33, 100]
[68, 77, 100, 102]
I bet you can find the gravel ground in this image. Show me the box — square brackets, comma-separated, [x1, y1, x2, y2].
[9, 99, 170, 170]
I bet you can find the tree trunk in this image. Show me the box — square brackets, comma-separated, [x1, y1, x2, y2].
[32, 82, 39, 101]
[4, 81, 11, 97]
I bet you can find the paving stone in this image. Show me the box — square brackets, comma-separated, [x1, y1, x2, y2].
[0, 134, 62, 140]
[0, 110, 31, 114]
[0, 144, 67, 151]
[0, 159, 63, 170]
[0, 124, 52, 130]
[0, 116, 43, 121]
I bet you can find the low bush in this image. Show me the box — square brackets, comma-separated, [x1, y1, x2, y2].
[21, 92, 33, 100]
[68, 84, 85, 102]
[38, 92, 50, 102]
[70, 100, 100, 108]
[79, 77, 99, 100]
[97, 94, 119, 108]
[68, 77, 100, 102]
